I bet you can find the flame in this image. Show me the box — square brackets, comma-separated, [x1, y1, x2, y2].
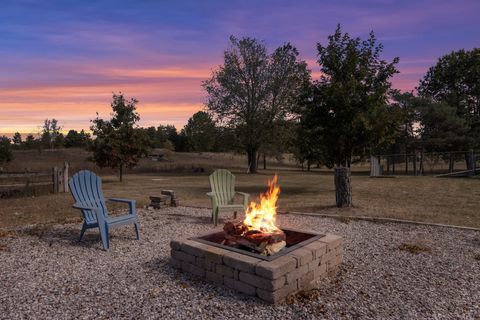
[243, 175, 281, 234]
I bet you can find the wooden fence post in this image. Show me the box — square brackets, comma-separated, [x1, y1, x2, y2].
[63, 162, 69, 193]
[58, 169, 64, 193]
[53, 167, 59, 193]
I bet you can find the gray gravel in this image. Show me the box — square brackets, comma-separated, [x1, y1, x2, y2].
[0, 207, 479, 320]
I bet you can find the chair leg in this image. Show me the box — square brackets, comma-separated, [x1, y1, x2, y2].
[79, 223, 87, 242]
[134, 222, 140, 240]
[214, 208, 219, 227]
[233, 211, 237, 219]
[99, 223, 109, 250]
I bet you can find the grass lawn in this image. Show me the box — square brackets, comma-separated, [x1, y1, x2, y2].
[1, 167, 479, 229]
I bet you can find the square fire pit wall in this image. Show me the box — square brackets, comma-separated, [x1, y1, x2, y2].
[169, 230, 343, 304]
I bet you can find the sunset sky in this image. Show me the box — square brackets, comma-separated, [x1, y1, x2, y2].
[1, 0, 479, 136]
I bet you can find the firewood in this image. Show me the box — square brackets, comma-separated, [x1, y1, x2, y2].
[223, 221, 286, 255]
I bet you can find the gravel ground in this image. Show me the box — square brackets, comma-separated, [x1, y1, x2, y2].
[0, 207, 479, 320]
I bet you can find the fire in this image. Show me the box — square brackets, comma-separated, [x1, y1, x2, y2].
[243, 175, 281, 234]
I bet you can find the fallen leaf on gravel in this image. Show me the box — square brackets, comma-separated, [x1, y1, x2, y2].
[0, 230, 17, 238]
[399, 243, 431, 254]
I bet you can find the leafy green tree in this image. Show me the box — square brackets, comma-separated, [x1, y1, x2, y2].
[144, 127, 158, 147]
[213, 126, 236, 152]
[175, 129, 187, 152]
[418, 48, 480, 169]
[386, 90, 423, 158]
[302, 25, 399, 207]
[0, 136, 13, 164]
[203, 36, 310, 173]
[259, 119, 297, 169]
[154, 125, 179, 150]
[184, 111, 217, 152]
[64, 129, 91, 148]
[24, 134, 37, 150]
[413, 97, 472, 172]
[12, 132, 22, 148]
[294, 82, 325, 170]
[89, 93, 150, 181]
[415, 98, 471, 152]
[54, 133, 65, 148]
[418, 48, 480, 142]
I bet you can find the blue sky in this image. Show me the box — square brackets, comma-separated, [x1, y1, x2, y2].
[1, 0, 479, 135]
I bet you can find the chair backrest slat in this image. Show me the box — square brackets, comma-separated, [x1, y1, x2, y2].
[69, 170, 108, 224]
[209, 169, 236, 205]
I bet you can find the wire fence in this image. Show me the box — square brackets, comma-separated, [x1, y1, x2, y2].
[370, 150, 480, 176]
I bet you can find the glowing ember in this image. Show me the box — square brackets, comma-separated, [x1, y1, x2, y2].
[243, 174, 281, 234]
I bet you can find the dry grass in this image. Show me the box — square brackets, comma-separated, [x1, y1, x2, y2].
[1, 149, 480, 229]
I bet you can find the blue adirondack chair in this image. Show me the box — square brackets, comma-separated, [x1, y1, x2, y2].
[69, 170, 140, 250]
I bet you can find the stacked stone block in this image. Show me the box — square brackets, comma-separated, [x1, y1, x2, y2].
[170, 233, 343, 304]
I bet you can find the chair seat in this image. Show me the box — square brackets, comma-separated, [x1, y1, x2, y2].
[217, 204, 245, 210]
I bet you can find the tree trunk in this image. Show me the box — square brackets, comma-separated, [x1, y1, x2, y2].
[405, 153, 408, 174]
[392, 155, 396, 174]
[449, 153, 454, 173]
[419, 151, 424, 175]
[307, 160, 311, 171]
[413, 153, 417, 176]
[465, 150, 474, 171]
[119, 164, 123, 182]
[263, 153, 267, 170]
[334, 166, 352, 208]
[247, 148, 258, 173]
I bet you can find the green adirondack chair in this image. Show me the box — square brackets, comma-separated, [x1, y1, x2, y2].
[207, 169, 249, 226]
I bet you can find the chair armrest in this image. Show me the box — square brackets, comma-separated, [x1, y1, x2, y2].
[108, 198, 137, 215]
[235, 191, 249, 209]
[108, 198, 136, 204]
[72, 203, 98, 210]
[235, 192, 249, 197]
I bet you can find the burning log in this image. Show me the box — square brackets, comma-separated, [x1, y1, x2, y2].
[223, 222, 286, 256]
[222, 175, 286, 256]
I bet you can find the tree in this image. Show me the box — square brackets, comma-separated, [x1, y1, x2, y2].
[259, 119, 297, 169]
[418, 48, 480, 134]
[64, 129, 91, 148]
[147, 125, 182, 150]
[203, 36, 310, 173]
[12, 132, 22, 148]
[302, 25, 399, 207]
[54, 133, 65, 148]
[41, 118, 62, 149]
[418, 48, 480, 169]
[184, 111, 217, 152]
[24, 134, 38, 150]
[89, 93, 150, 181]
[416, 97, 471, 169]
[389, 90, 418, 154]
[0, 136, 13, 164]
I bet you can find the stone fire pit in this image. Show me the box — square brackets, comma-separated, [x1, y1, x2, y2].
[170, 229, 343, 304]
